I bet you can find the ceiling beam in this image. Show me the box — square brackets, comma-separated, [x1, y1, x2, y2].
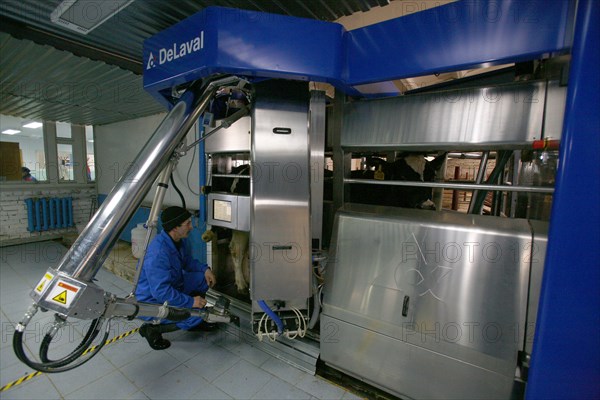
[0, 16, 142, 75]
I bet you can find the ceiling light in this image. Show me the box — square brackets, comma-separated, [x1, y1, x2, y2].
[2, 129, 21, 135]
[50, 0, 134, 35]
[23, 122, 43, 129]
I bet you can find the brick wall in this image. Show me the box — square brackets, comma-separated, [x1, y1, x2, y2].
[441, 158, 497, 212]
[0, 185, 97, 244]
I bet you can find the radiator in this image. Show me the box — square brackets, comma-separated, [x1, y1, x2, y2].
[25, 197, 74, 232]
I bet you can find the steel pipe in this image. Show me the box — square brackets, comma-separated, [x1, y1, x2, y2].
[344, 179, 554, 194]
[54, 76, 241, 282]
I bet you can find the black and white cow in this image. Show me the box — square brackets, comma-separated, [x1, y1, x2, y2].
[348, 153, 447, 209]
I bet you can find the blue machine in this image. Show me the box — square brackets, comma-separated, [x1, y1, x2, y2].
[138, 1, 596, 398]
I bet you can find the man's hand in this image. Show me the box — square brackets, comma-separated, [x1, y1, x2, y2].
[205, 268, 216, 288]
[193, 296, 207, 309]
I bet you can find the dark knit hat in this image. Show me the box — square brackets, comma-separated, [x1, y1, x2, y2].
[161, 206, 191, 232]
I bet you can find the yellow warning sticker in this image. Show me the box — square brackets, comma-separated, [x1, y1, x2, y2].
[34, 273, 54, 294]
[46, 279, 80, 308]
[52, 290, 68, 304]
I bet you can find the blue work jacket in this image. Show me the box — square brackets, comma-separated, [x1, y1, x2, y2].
[135, 230, 209, 309]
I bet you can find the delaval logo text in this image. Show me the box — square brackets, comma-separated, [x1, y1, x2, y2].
[146, 31, 204, 70]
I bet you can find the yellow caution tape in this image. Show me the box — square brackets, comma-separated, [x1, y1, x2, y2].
[0, 371, 42, 392]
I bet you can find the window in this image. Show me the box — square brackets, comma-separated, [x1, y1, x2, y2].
[86, 125, 95, 181]
[0, 115, 46, 182]
[0, 113, 94, 184]
[56, 121, 72, 138]
[57, 143, 74, 181]
[55, 121, 75, 182]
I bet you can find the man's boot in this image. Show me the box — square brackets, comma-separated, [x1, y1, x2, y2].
[139, 323, 180, 350]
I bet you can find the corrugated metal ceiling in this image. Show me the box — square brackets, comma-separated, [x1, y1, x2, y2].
[0, 0, 390, 126]
[0, 32, 165, 126]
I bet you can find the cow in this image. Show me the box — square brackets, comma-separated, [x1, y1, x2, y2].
[347, 153, 447, 209]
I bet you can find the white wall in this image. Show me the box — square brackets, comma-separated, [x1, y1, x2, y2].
[95, 113, 202, 210]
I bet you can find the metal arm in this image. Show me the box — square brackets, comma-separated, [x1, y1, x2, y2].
[14, 76, 244, 373]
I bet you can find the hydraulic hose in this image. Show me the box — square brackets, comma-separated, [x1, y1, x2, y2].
[39, 317, 102, 365]
[258, 300, 284, 334]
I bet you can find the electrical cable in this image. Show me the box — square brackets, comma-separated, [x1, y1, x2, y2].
[186, 122, 200, 196]
[170, 173, 186, 209]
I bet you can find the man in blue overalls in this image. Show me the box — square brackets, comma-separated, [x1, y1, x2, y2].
[136, 206, 218, 350]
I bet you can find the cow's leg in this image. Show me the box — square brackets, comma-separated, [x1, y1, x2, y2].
[229, 230, 249, 292]
[202, 229, 219, 276]
[242, 249, 250, 288]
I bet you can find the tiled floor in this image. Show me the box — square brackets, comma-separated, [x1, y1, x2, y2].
[0, 242, 362, 400]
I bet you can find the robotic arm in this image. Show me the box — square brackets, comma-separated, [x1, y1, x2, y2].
[13, 76, 245, 373]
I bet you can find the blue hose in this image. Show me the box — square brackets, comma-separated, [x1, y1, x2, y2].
[258, 300, 284, 334]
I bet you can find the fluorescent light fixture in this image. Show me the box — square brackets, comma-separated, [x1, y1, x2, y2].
[23, 122, 43, 129]
[2, 129, 21, 135]
[50, 0, 134, 35]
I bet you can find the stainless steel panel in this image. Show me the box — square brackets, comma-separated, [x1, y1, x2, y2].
[309, 91, 327, 248]
[250, 96, 311, 301]
[205, 116, 251, 154]
[342, 82, 548, 149]
[526, 220, 549, 355]
[321, 315, 514, 400]
[322, 204, 537, 398]
[207, 193, 250, 231]
[543, 81, 567, 141]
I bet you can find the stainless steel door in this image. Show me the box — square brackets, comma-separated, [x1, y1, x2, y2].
[250, 93, 311, 302]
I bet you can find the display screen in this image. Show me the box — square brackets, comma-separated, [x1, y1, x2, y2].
[213, 199, 232, 222]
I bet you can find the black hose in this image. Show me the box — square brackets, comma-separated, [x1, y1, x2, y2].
[13, 319, 109, 373]
[170, 173, 186, 209]
[39, 317, 102, 365]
